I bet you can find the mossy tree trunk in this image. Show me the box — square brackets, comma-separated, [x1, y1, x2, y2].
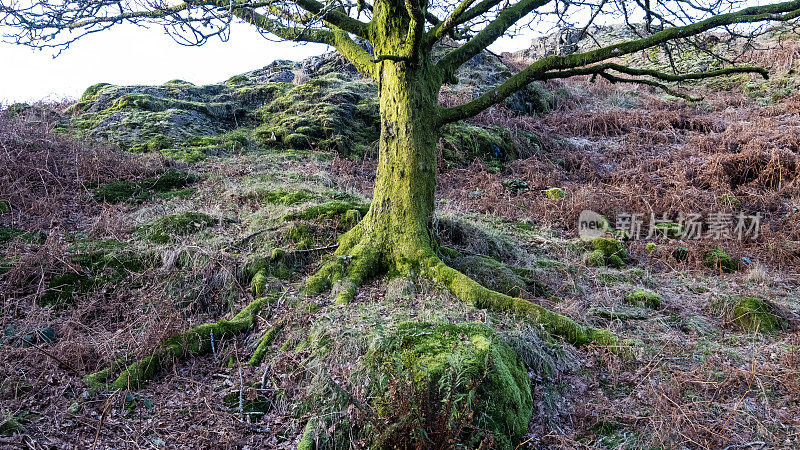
[306, 0, 447, 302]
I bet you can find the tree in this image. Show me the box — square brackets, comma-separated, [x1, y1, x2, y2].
[3, 0, 799, 347]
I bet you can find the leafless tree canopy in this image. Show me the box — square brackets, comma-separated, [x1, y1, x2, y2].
[2, 0, 800, 117]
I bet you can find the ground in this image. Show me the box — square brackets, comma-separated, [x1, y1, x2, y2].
[1, 28, 800, 449]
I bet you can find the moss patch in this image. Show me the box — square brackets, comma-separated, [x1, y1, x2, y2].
[704, 247, 738, 273]
[731, 296, 787, 333]
[623, 289, 662, 308]
[368, 321, 533, 449]
[94, 169, 197, 204]
[140, 211, 217, 243]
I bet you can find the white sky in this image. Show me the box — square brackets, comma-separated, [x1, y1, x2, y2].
[0, 22, 534, 104]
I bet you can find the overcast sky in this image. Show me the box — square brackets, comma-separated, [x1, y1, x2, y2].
[0, 22, 534, 105]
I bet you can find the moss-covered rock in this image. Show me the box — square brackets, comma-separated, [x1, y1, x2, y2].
[731, 296, 787, 333]
[368, 321, 533, 449]
[70, 50, 551, 167]
[586, 237, 628, 268]
[623, 289, 662, 308]
[439, 122, 535, 169]
[591, 237, 627, 260]
[545, 187, 565, 200]
[704, 247, 738, 273]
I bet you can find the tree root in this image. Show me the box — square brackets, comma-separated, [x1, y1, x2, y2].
[305, 229, 620, 348]
[87, 295, 276, 390]
[422, 257, 619, 348]
[248, 321, 284, 366]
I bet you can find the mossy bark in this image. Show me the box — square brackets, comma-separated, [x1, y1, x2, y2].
[88, 295, 273, 390]
[306, 2, 444, 298]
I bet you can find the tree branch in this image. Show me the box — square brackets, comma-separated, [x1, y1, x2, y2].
[292, 0, 370, 38]
[440, 0, 800, 123]
[435, 0, 553, 77]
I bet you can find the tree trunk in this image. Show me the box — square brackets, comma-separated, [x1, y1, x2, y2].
[304, 6, 445, 301]
[357, 59, 441, 271]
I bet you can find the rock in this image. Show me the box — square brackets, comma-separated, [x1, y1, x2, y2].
[368, 321, 533, 449]
[731, 296, 787, 333]
[69, 48, 552, 162]
[704, 247, 738, 273]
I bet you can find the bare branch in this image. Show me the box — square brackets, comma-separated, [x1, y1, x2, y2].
[439, 0, 800, 123]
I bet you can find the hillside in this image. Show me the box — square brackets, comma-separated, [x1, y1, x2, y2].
[1, 27, 799, 449]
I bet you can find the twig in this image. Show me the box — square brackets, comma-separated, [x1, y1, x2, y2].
[292, 243, 339, 253]
[92, 396, 113, 450]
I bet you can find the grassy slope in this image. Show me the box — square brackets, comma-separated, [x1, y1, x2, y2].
[1, 36, 800, 449]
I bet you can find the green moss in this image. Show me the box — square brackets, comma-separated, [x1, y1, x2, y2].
[731, 296, 787, 333]
[226, 74, 249, 85]
[94, 169, 197, 204]
[253, 189, 314, 205]
[284, 200, 369, 225]
[720, 194, 741, 209]
[591, 237, 627, 260]
[368, 321, 532, 449]
[105, 294, 276, 389]
[448, 254, 549, 298]
[248, 322, 283, 366]
[3, 102, 31, 117]
[285, 223, 314, 249]
[652, 222, 684, 239]
[250, 269, 268, 296]
[646, 243, 657, 253]
[40, 272, 93, 305]
[0, 227, 44, 245]
[140, 211, 216, 243]
[283, 133, 312, 148]
[704, 247, 738, 273]
[0, 200, 10, 213]
[623, 289, 662, 308]
[439, 122, 525, 169]
[544, 187, 565, 200]
[586, 249, 606, 267]
[606, 254, 626, 269]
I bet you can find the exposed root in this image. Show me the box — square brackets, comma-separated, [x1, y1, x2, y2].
[305, 227, 619, 348]
[248, 321, 284, 366]
[87, 294, 276, 390]
[423, 255, 619, 347]
[304, 223, 384, 305]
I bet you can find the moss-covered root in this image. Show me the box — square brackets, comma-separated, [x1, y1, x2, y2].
[424, 258, 620, 349]
[248, 321, 284, 366]
[93, 295, 273, 390]
[297, 419, 316, 450]
[304, 228, 383, 305]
